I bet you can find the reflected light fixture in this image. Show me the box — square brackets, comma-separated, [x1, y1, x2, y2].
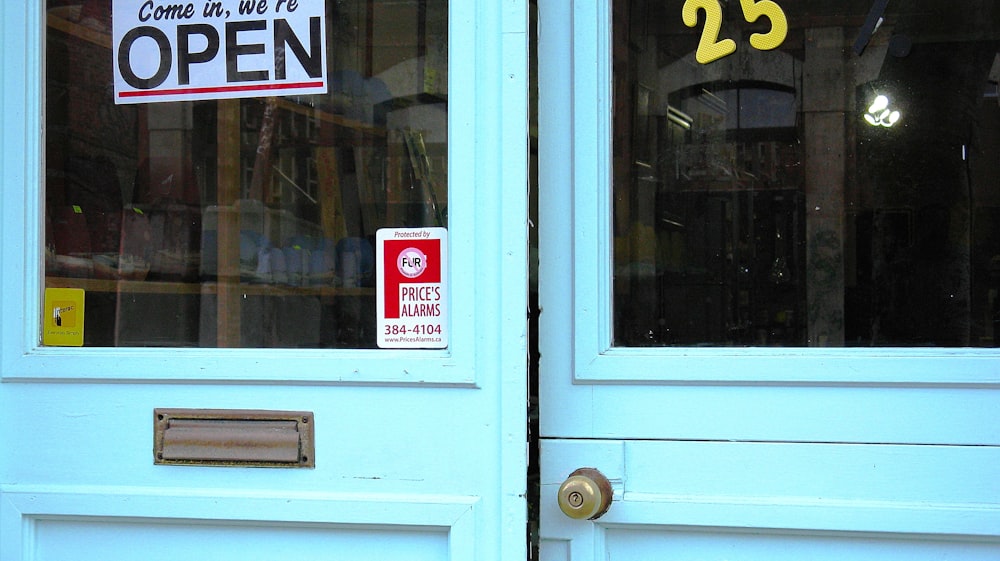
[864, 94, 901, 127]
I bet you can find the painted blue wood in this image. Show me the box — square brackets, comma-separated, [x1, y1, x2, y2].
[538, 0, 1000, 444]
[0, 0, 44, 361]
[553, 0, 1000, 388]
[541, 440, 1000, 560]
[537, 0, 1000, 557]
[1, 2, 528, 560]
[2, 487, 477, 560]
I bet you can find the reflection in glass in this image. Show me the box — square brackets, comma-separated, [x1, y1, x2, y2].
[44, 0, 447, 348]
[613, 0, 1000, 347]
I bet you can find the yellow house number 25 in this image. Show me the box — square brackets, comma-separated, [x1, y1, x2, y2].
[683, 0, 788, 64]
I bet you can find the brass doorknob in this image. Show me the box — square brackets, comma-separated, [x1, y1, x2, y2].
[557, 467, 613, 520]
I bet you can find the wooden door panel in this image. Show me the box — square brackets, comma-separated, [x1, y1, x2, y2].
[541, 440, 1000, 560]
[4, 488, 476, 561]
[601, 529, 1000, 561]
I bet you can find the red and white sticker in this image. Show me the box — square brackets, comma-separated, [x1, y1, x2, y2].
[376, 227, 448, 349]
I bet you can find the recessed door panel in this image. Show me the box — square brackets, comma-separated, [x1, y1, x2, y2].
[603, 529, 1000, 561]
[34, 520, 448, 561]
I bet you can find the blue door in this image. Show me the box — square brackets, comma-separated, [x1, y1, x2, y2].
[538, 0, 1000, 557]
[0, 1, 528, 559]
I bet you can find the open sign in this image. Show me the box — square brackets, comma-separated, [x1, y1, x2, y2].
[112, 0, 327, 104]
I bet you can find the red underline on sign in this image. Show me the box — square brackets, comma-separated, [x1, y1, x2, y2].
[118, 81, 326, 99]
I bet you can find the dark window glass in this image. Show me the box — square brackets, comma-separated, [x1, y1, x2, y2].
[614, 0, 1000, 347]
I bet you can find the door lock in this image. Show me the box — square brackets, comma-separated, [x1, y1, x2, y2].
[557, 467, 613, 520]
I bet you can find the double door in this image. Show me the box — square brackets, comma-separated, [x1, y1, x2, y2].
[3, 1, 1000, 559]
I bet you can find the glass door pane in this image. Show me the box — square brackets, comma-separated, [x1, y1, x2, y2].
[613, 0, 1000, 347]
[44, 0, 448, 348]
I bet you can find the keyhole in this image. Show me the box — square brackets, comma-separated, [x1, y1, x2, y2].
[567, 491, 584, 508]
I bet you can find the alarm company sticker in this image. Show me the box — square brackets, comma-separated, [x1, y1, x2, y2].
[376, 227, 448, 349]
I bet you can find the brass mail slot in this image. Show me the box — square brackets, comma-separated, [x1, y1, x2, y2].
[154, 409, 314, 468]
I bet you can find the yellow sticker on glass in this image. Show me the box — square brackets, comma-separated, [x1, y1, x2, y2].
[43, 288, 85, 346]
[683, 0, 788, 64]
[683, 0, 736, 64]
[741, 0, 788, 51]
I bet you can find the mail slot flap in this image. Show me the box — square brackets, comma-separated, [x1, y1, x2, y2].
[154, 409, 314, 468]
